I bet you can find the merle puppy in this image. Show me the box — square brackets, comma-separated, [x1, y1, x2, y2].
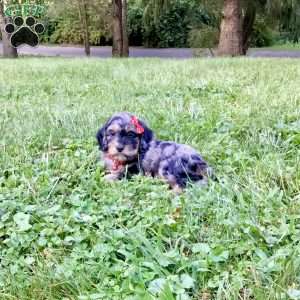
[96, 112, 212, 193]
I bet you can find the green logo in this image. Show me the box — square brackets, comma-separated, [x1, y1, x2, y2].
[3, 2, 47, 48]
[4, 4, 46, 18]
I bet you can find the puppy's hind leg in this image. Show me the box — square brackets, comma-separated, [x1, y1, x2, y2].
[166, 176, 184, 194]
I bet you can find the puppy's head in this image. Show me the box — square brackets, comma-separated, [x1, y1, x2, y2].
[96, 112, 153, 162]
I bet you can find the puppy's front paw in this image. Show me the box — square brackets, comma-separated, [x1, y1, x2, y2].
[104, 173, 120, 182]
[172, 185, 183, 195]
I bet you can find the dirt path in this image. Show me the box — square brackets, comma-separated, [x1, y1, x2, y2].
[1, 43, 300, 58]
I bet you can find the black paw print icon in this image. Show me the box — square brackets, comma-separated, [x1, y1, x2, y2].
[5, 16, 45, 48]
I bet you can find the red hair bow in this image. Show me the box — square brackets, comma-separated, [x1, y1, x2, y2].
[131, 116, 144, 134]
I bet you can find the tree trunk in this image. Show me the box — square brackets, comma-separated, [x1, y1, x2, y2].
[78, 0, 90, 56]
[112, 0, 123, 57]
[0, 1, 18, 58]
[242, 2, 256, 55]
[217, 0, 243, 56]
[122, 0, 129, 57]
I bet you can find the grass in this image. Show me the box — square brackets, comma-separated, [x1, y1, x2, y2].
[0, 57, 300, 300]
[256, 42, 300, 51]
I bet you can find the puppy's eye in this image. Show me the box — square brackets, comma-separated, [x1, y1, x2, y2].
[107, 131, 116, 136]
[127, 131, 137, 138]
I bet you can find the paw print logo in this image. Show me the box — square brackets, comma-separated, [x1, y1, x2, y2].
[5, 16, 45, 48]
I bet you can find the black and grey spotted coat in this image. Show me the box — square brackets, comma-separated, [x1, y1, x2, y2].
[96, 112, 213, 192]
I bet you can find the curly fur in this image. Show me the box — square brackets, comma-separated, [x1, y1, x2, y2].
[96, 112, 213, 193]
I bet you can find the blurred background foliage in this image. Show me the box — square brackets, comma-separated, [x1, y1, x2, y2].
[41, 0, 112, 45]
[3, 0, 300, 48]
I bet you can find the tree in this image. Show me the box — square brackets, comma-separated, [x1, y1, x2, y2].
[241, 0, 281, 54]
[217, 0, 243, 56]
[242, 1, 256, 54]
[112, 0, 123, 56]
[49, 0, 111, 49]
[112, 0, 128, 57]
[122, 0, 129, 56]
[217, 0, 300, 56]
[0, 0, 18, 58]
[78, 0, 90, 56]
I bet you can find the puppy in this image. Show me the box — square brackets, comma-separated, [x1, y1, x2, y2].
[96, 112, 213, 193]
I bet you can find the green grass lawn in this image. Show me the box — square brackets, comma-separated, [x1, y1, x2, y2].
[0, 57, 300, 300]
[262, 43, 300, 51]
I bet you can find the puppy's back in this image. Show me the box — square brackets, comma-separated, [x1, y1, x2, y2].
[142, 140, 213, 188]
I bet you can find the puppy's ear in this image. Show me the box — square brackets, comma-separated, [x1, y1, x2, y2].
[96, 125, 108, 152]
[139, 120, 154, 153]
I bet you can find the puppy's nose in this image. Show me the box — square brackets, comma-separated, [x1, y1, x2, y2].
[116, 145, 124, 152]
